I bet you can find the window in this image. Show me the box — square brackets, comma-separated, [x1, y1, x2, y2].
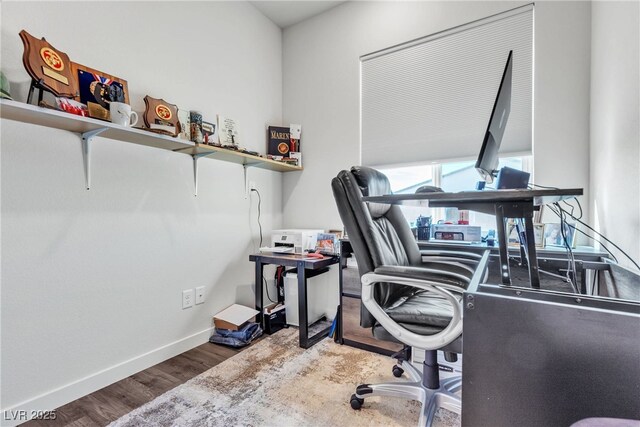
[379, 156, 531, 233]
[360, 5, 533, 167]
[381, 164, 435, 194]
[361, 5, 535, 237]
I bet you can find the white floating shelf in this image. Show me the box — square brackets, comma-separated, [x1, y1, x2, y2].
[0, 99, 302, 193]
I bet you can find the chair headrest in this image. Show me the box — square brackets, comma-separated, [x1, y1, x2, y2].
[351, 166, 392, 219]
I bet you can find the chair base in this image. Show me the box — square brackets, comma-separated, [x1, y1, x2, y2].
[350, 360, 461, 427]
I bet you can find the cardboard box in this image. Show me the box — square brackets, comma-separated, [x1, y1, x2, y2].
[213, 304, 259, 331]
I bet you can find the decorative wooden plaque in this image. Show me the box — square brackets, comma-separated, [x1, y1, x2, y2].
[143, 96, 180, 137]
[19, 29, 77, 98]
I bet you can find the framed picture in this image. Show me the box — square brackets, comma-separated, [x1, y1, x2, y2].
[543, 222, 576, 248]
[507, 221, 546, 248]
[72, 62, 129, 121]
[202, 120, 218, 145]
[328, 229, 343, 239]
[315, 233, 338, 255]
[177, 109, 191, 141]
[507, 221, 520, 247]
[218, 115, 239, 147]
[533, 223, 545, 248]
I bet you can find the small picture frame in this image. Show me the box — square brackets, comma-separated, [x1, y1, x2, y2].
[533, 223, 545, 248]
[543, 222, 576, 248]
[507, 221, 546, 248]
[507, 221, 520, 247]
[315, 233, 338, 255]
[328, 229, 343, 239]
[177, 109, 191, 141]
[72, 62, 129, 121]
[218, 115, 239, 147]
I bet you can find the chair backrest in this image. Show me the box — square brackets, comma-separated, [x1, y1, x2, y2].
[332, 166, 423, 327]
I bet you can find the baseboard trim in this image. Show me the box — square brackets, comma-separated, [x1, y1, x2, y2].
[1, 327, 214, 426]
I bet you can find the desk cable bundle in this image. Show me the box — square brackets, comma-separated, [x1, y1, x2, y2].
[526, 183, 639, 294]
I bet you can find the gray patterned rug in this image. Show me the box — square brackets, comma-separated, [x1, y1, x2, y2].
[110, 328, 459, 427]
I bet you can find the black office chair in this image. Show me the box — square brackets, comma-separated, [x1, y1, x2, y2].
[331, 166, 489, 426]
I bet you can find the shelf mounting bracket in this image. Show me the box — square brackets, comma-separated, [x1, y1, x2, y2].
[192, 153, 215, 196]
[81, 128, 108, 190]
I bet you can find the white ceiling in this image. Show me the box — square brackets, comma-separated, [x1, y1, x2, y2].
[250, 1, 346, 29]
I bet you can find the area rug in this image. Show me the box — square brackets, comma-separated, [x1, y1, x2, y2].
[110, 328, 459, 427]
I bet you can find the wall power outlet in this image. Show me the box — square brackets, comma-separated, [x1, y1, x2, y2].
[182, 289, 195, 309]
[195, 286, 205, 304]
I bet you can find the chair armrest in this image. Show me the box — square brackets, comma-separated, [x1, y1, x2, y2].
[361, 271, 464, 350]
[363, 250, 490, 350]
[374, 265, 469, 288]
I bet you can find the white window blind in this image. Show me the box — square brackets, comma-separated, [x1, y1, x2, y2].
[361, 5, 533, 167]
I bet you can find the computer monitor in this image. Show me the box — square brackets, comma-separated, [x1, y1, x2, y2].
[475, 50, 513, 183]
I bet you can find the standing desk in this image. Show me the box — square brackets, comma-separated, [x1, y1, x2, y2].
[249, 252, 339, 348]
[462, 272, 640, 425]
[363, 188, 583, 288]
[362, 189, 640, 425]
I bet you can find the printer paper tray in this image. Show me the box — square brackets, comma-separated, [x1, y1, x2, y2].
[259, 246, 294, 254]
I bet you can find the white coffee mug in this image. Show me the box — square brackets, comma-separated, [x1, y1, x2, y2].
[110, 102, 138, 127]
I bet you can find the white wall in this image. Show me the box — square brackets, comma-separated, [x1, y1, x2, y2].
[282, 1, 593, 231]
[1, 1, 282, 419]
[590, 1, 640, 269]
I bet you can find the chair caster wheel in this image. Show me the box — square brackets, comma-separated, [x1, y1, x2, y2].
[392, 365, 404, 378]
[350, 394, 364, 410]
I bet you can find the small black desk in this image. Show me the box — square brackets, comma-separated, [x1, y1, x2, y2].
[363, 188, 583, 288]
[249, 252, 339, 348]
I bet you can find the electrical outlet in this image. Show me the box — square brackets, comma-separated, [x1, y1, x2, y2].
[195, 286, 205, 304]
[182, 289, 194, 309]
[249, 181, 256, 191]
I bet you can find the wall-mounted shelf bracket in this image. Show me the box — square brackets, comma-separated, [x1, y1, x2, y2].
[192, 153, 215, 196]
[81, 128, 108, 190]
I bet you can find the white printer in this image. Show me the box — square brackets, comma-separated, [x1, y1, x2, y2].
[271, 229, 323, 254]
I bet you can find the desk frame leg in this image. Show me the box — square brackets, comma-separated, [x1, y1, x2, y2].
[255, 261, 264, 327]
[523, 213, 541, 288]
[297, 261, 308, 348]
[495, 204, 512, 286]
[296, 261, 332, 349]
[338, 253, 346, 345]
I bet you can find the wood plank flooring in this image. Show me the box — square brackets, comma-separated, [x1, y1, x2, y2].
[22, 341, 245, 427]
[341, 295, 404, 353]
[21, 298, 388, 427]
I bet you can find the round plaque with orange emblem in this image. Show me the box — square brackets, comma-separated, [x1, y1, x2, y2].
[278, 142, 289, 155]
[155, 105, 173, 121]
[39, 47, 65, 71]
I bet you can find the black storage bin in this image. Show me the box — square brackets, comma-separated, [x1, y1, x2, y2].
[264, 305, 287, 334]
